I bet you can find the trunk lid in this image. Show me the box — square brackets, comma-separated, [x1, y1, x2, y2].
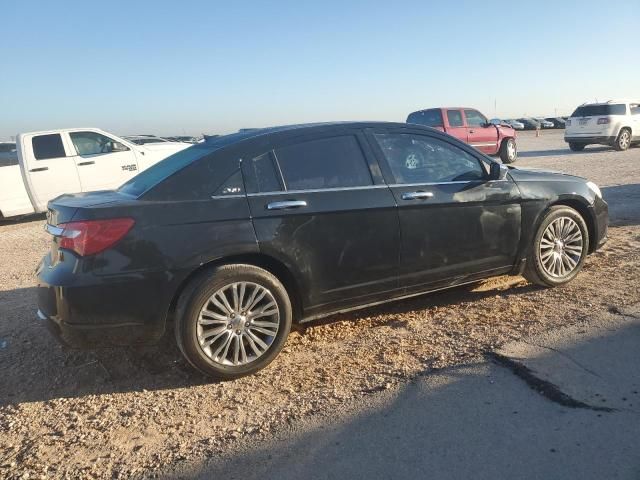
[46, 190, 134, 225]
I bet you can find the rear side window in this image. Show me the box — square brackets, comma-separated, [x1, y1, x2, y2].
[32, 134, 66, 160]
[464, 109, 487, 127]
[572, 104, 627, 116]
[406, 109, 443, 127]
[274, 136, 372, 190]
[447, 110, 464, 127]
[244, 152, 282, 193]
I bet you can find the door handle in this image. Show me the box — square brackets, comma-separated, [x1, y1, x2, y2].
[401, 191, 434, 201]
[469, 129, 475, 134]
[77, 161, 95, 166]
[267, 200, 308, 210]
[29, 167, 49, 172]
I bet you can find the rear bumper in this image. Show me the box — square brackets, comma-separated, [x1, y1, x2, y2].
[36, 252, 177, 348]
[564, 135, 616, 145]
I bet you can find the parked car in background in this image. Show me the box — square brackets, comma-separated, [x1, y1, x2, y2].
[124, 135, 174, 145]
[166, 136, 199, 144]
[545, 117, 566, 129]
[565, 100, 640, 151]
[504, 119, 525, 130]
[517, 118, 541, 130]
[0, 142, 17, 166]
[407, 107, 517, 163]
[0, 128, 190, 219]
[37, 121, 608, 379]
[534, 118, 555, 129]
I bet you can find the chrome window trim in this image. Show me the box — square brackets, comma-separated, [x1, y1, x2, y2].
[210, 194, 246, 199]
[246, 184, 389, 197]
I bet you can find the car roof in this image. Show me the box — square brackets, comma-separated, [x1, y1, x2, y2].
[203, 121, 429, 144]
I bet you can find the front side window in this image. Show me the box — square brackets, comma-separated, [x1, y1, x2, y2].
[32, 134, 66, 160]
[275, 136, 372, 190]
[70, 131, 129, 156]
[464, 109, 487, 127]
[447, 110, 464, 127]
[374, 133, 486, 184]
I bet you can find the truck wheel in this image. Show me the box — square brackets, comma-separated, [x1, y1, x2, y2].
[175, 264, 292, 379]
[614, 128, 631, 151]
[569, 143, 585, 152]
[524, 206, 589, 287]
[499, 138, 517, 164]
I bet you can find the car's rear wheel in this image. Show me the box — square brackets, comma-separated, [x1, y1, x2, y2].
[524, 206, 589, 287]
[614, 128, 631, 151]
[499, 138, 517, 164]
[175, 264, 292, 379]
[569, 142, 585, 152]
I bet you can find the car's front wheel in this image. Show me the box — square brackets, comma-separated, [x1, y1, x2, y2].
[568, 142, 585, 152]
[499, 138, 517, 164]
[175, 264, 292, 379]
[524, 206, 589, 287]
[614, 128, 631, 151]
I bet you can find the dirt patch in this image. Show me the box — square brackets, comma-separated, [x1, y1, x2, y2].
[1, 216, 639, 478]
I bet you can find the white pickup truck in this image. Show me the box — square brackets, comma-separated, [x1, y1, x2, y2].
[0, 128, 190, 219]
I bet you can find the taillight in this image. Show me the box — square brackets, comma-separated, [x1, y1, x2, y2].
[58, 218, 135, 256]
[597, 118, 610, 125]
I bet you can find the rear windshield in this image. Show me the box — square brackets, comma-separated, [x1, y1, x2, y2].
[118, 145, 212, 197]
[572, 104, 626, 117]
[406, 109, 444, 127]
[118, 131, 259, 197]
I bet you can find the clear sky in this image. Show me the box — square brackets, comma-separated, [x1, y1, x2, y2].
[1, 0, 638, 139]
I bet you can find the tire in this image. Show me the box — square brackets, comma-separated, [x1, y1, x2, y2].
[175, 264, 292, 379]
[523, 206, 589, 287]
[499, 138, 517, 164]
[568, 142, 585, 152]
[614, 128, 631, 151]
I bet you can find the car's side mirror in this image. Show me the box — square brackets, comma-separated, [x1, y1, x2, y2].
[489, 162, 509, 180]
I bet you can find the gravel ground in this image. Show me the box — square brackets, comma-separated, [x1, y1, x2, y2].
[1, 130, 639, 479]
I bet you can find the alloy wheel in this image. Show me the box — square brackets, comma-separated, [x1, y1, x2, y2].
[538, 217, 584, 278]
[196, 282, 280, 366]
[619, 131, 630, 150]
[507, 139, 517, 161]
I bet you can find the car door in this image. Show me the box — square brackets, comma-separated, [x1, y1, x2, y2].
[444, 109, 468, 143]
[243, 131, 400, 316]
[366, 127, 521, 291]
[464, 109, 498, 154]
[67, 131, 139, 192]
[19, 132, 82, 212]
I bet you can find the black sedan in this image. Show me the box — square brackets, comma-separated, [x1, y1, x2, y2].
[37, 122, 608, 379]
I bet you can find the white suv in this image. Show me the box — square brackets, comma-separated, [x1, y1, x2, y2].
[565, 100, 640, 151]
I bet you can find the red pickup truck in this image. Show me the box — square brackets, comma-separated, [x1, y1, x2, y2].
[407, 107, 517, 163]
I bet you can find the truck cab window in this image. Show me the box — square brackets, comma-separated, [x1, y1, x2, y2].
[464, 110, 487, 127]
[32, 134, 66, 160]
[70, 131, 129, 156]
[447, 110, 464, 127]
